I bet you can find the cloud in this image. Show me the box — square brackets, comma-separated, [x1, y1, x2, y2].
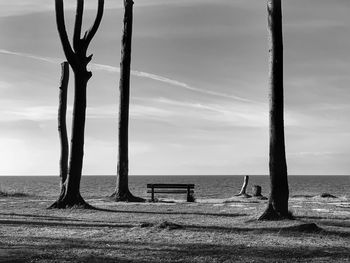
[135, 97, 306, 128]
[0, 49, 60, 64]
[1, 106, 58, 122]
[0, 81, 12, 90]
[90, 63, 256, 102]
[0, 0, 222, 18]
[0, 1, 121, 17]
[0, 48, 254, 103]
[129, 141, 153, 155]
[134, 97, 269, 127]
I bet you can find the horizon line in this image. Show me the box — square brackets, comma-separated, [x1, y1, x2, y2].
[0, 174, 349, 177]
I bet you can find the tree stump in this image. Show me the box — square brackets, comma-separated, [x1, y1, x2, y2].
[252, 185, 268, 200]
[252, 185, 262, 197]
[235, 176, 251, 198]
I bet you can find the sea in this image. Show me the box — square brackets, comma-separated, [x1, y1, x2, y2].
[0, 175, 349, 200]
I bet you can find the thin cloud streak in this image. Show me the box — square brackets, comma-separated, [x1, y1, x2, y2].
[133, 70, 255, 103]
[0, 49, 255, 103]
[0, 0, 225, 18]
[0, 49, 60, 64]
[91, 63, 257, 103]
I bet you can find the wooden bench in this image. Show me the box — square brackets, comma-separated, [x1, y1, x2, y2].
[147, 184, 195, 202]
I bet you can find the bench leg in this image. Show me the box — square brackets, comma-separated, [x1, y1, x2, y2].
[151, 188, 154, 202]
[187, 186, 190, 202]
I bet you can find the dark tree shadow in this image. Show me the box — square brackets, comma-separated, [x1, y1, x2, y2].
[91, 206, 247, 218]
[1, 216, 349, 238]
[0, 212, 88, 222]
[0, 218, 135, 229]
[1, 236, 349, 263]
[296, 215, 350, 228]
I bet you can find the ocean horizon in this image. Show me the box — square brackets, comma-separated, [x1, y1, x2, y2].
[1, 175, 349, 200]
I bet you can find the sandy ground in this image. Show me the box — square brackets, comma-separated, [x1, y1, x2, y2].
[0, 194, 349, 263]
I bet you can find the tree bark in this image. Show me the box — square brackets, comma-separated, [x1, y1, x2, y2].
[259, 0, 291, 220]
[252, 185, 262, 197]
[60, 71, 90, 206]
[50, 64, 92, 209]
[112, 0, 144, 202]
[58, 62, 69, 197]
[50, 0, 104, 209]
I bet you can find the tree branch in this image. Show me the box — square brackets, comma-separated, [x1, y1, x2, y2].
[55, 0, 76, 66]
[73, 0, 84, 53]
[83, 0, 104, 49]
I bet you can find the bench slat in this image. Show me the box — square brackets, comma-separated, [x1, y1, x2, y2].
[147, 190, 194, 194]
[147, 184, 194, 189]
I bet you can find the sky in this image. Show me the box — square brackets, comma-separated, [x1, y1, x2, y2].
[0, 0, 349, 176]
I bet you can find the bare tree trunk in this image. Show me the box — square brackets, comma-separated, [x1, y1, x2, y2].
[57, 62, 69, 199]
[50, 0, 104, 209]
[112, 0, 144, 202]
[235, 176, 251, 197]
[259, 0, 291, 220]
[60, 72, 90, 207]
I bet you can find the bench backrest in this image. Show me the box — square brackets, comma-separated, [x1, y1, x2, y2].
[147, 184, 194, 189]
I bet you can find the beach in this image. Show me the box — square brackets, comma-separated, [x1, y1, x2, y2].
[0, 192, 349, 262]
[1, 0, 350, 262]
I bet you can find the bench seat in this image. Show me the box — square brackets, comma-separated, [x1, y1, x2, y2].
[147, 189, 194, 194]
[147, 184, 194, 188]
[147, 183, 195, 202]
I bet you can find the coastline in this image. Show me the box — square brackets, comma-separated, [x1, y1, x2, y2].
[1, 175, 349, 200]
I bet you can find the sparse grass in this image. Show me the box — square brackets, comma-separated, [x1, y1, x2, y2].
[0, 196, 349, 262]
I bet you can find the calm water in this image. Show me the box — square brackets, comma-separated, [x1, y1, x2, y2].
[0, 175, 349, 200]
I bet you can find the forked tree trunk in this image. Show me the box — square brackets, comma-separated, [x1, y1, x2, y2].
[58, 62, 69, 197]
[58, 73, 90, 207]
[112, 0, 144, 202]
[259, 0, 291, 220]
[50, 0, 104, 209]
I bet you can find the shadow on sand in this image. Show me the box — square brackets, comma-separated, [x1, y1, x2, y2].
[90, 206, 247, 218]
[0, 212, 349, 238]
[0, 236, 349, 263]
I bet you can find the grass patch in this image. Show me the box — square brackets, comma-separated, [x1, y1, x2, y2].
[0, 196, 349, 262]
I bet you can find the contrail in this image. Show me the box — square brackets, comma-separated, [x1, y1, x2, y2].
[91, 63, 255, 103]
[0, 49, 60, 64]
[0, 48, 255, 103]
